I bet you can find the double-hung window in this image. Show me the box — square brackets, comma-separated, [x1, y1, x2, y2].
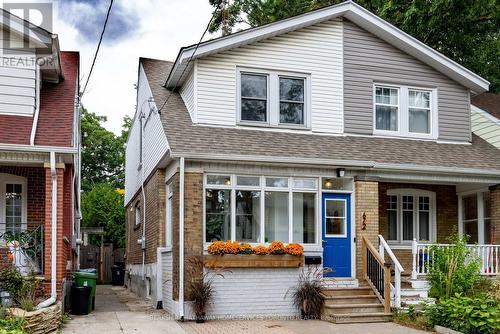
[374, 84, 437, 138]
[386, 189, 436, 245]
[0, 174, 27, 236]
[238, 69, 309, 128]
[205, 175, 317, 245]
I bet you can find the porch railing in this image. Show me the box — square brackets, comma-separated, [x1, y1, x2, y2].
[0, 225, 44, 275]
[362, 235, 391, 313]
[411, 239, 500, 279]
[378, 235, 404, 308]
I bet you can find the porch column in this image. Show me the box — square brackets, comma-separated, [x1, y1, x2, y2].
[490, 185, 500, 244]
[354, 178, 379, 279]
[43, 162, 65, 298]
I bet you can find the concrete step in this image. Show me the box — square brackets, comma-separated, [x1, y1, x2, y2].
[324, 295, 380, 304]
[322, 287, 375, 297]
[400, 288, 428, 298]
[325, 312, 392, 324]
[324, 303, 385, 314]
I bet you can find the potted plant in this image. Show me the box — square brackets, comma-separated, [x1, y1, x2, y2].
[286, 266, 332, 320]
[186, 256, 225, 323]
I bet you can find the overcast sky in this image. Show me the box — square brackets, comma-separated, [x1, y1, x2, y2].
[53, 0, 216, 134]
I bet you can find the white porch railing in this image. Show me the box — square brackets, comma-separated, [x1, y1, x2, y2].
[411, 239, 500, 279]
[378, 235, 404, 308]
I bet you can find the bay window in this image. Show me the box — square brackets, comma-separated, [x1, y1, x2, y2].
[374, 84, 437, 138]
[238, 68, 310, 128]
[205, 174, 317, 245]
[386, 189, 436, 244]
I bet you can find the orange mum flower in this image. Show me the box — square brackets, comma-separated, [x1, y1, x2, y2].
[239, 243, 253, 254]
[268, 241, 286, 255]
[225, 241, 240, 254]
[253, 245, 268, 255]
[7, 252, 14, 263]
[207, 241, 226, 255]
[285, 243, 304, 256]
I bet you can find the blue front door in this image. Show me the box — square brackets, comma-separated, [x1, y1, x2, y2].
[322, 193, 351, 277]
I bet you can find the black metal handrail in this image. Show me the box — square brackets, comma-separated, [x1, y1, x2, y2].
[0, 225, 44, 275]
[362, 235, 391, 313]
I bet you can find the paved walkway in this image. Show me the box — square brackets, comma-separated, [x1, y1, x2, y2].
[63, 285, 428, 334]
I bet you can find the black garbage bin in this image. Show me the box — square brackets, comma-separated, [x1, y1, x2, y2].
[111, 265, 125, 286]
[71, 285, 92, 315]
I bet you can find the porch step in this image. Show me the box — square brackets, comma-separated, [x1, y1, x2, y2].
[324, 312, 392, 324]
[400, 288, 428, 298]
[322, 285, 391, 323]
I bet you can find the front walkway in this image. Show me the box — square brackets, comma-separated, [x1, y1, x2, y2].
[63, 285, 428, 334]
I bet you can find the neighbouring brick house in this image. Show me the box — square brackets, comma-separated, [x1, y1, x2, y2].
[0, 9, 81, 303]
[125, 1, 500, 322]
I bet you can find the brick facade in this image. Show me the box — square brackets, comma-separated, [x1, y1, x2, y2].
[490, 185, 500, 244]
[354, 179, 379, 279]
[125, 168, 166, 264]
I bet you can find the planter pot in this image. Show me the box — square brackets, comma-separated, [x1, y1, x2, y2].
[204, 254, 304, 268]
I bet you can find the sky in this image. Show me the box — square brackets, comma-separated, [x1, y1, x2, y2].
[52, 0, 216, 134]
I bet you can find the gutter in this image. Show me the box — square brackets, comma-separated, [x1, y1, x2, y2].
[36, 151, 58, 309]
[170, 152, 500, 179]
[0, 143, 78, 154]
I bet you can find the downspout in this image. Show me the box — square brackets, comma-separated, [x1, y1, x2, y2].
[30, 64, 41, 145]
[140, 114, 147, 279]
[178, 157, 185, 320]
[74, 97, 82, 270]
[36, 151, 58, 309]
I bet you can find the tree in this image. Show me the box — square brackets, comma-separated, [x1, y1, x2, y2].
[81, 183, 126, 247]
[208, 0, 499, 91]
[81, 109, 131, 192]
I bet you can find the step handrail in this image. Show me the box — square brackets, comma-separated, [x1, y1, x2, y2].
[378, 235, 404, 308]
[362, 235, 391, 313]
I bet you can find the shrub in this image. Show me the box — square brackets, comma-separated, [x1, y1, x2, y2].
[285, 266, 330, 319]
[425, 294, 500, 334]
[489, 276, 500, 301]
[253, 245, 268, 255]
[238, 243, 253, 254]
[285, 243, 304, 256]
[427, 234, 481, 299]
[207, 241, 225, 255]
[268, 241, 286, 255]
[0, 268, 23, 302]
[0, 316, 26, 334]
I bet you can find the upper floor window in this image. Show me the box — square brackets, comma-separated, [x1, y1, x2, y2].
[238, 68, 309, 128]
[374, 84, 437, 139]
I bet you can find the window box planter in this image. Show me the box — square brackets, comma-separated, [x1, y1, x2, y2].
[204, 254, 304, 268]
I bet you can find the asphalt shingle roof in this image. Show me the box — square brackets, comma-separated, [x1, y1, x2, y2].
[472, 92, 500, 120]
[141, 57, 500, 174]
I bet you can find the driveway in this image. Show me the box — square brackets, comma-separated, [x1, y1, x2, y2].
[63, 286, 428, 334]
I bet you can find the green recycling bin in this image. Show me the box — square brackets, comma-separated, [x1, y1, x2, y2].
[72, 271, 98, 312]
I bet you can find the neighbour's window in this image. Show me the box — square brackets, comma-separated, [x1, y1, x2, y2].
[279, 77, 305, 125]
[135, 203, 141, 226]
[5, 183, 23, 234]
[204, 175, 317, 245]
[375, 86, 399, 131]
[386, 190, 435, 243]
[374, 84, 435, 138]
[240, 73, 268, 122]
[239, 69, 309, 127]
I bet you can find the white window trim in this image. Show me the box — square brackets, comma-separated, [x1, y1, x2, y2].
[373, 83, 438, 140]
[236, 67, 311, 129]
[203, 174, 320, 247]
[0, 173, 28, 235]
[324, 198, 347, 238]
[386, 189, 437, 246]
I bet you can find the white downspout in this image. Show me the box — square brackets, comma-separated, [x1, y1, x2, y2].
[36, 151, 58, 309]
[178, 157, 185, 320]
[140, 114, 146, 279]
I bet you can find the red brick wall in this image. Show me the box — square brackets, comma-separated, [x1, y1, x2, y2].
[490, 185, 500, 244]
[0, 166, 45, 228]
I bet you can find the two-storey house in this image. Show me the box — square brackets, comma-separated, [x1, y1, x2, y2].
[0, 8, 81, 306]
[124, 1, 500, 322]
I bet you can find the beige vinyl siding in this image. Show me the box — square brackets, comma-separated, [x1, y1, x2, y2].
[180, 68, 195, 121]
[196, 19, 344, 134]
[471, 109, 500, 149]
[125, 63, 169, 204]
[343, 20, 471, 142]
[0, 50, 37, 116]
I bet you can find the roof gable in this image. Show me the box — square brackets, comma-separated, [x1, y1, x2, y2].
[166, 1, 488, 93]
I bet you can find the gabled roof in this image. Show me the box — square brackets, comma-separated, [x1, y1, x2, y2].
[143, 58, 500, 178]
[166, 1, 489, 93]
